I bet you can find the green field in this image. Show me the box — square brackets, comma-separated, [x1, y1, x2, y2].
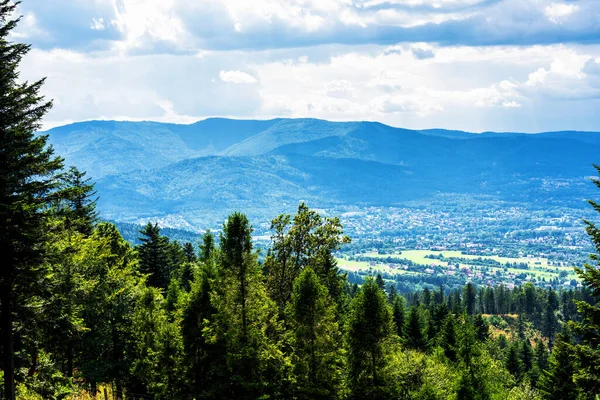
[337, 249, 579, 283]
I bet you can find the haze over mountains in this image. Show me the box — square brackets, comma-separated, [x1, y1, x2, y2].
[46, 118, 600, 231]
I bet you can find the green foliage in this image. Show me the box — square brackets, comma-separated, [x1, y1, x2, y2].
[264, 203, 350, 316]
[538, 328, 577, 400]
[286, 267, 345, 398]
[405, 306, 427, 351]
[0, 2, 64, 397]
[137, 222, 171, 289]
[208, 212, 287, 398]
[347, 277, 394, 398]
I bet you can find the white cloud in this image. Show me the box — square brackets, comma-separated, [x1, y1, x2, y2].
[219, 70, 258, 84]
[545, 3, 578, 24]
[90, 17, 105, 30]
[13, 0, 600, 133]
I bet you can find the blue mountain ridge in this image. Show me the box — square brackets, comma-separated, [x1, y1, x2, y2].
[44, 118, 600, 230]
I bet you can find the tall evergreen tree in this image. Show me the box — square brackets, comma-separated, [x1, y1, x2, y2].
[181, 261, 223, 399]
[520, 340, 534, 374]
[571, 179, 600, 398]
[138, 223, 170, 289]
[198, 229, 215, 265]
[392, 295, 405, 338]
[58, 166, 98, 236]
[441, 315, 458, 362]
[534, 339, 548, 373]
[473, 314, 490, 342]
[0, 3, 63, 397]
[375, 273, 385, 292]
[538, 328, 577, 400]
[405, 306, 427, 351]
[287, 267, 343, 398]
[347, 277, 393, 399]
[506, 342, 524, 381]
[212, 212, 284, 398]
[464, 283, 477, 315]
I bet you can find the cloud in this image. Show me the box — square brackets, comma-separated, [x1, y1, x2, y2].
[14, 1, 600, 133]
[219, 70, 258, 84]
[411, 47, 435, 59]
[13, 0, 600, 53]
[545, 3, 578, 24]
[90, 18, 105, 31]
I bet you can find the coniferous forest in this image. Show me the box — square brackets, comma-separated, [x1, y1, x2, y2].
[2, 2, 600, 400]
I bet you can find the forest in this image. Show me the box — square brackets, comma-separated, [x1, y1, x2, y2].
[1, 1, 600, 399]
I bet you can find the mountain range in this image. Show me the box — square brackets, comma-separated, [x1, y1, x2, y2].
[45, 118, 600, 231]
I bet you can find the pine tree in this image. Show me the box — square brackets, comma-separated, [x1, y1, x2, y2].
[405, 306, 427, 351]
[456, 318, 489, 400]
[387, 284, 397, 304]
[0, 3, 63, 397]
[183, 242, 197, 263]
[181, 261, 224, 399]
[212, 212, 284, 398]
[375, 273, 385, 292]
[58, 166, 98, 236]
[520, 340, 534, 374]
[138, 222, 171, 289]
[392, 295, 405, 338]
[538, 328, 577, 400]
[198, 229, 215, 265]
[506, 342, 524, 381]
[347, 277, 393, 398]
[542, 303, 558, 345]
[473, 314, 490, 342]
[571, 178, 600, 398]
[441, 315, 458, 362]
[464, 283, 477, 315]
[534, 339, 548, 372]
[286, 267, 343, 398]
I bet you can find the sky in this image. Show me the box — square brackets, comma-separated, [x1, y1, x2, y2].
[14, 0, 600, 132]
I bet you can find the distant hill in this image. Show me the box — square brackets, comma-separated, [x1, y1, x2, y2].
[44, 118, 600, 230]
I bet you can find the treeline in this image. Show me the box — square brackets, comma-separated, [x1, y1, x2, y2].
[3, 197, 600, 400]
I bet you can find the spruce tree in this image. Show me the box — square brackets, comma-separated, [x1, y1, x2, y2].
[520, 340, 534, 374]
[538, 328, 577, 400]
[405, 306, 427, 351]
[392, 295, 405, 338]
[473, 314, 490, 342]
[347, 277, 393, 398]
[506, 342, 524, 382]
[534, 339, 548, 373]
[542, 303, 558, 345]
[183, 242, 197, 263]
[441, 315, 458, 362]
[387, 284, 397, 304]
[571, 177, 600, 397]
[181, 261, 223, 399]
[287, 267, 343, 398]
[212, 212, 284, 398]
[0, 3, 63, 397]
[58, 166, 98, 236]
[464, 283, 477, 315]
[198, 229, 215, 265]
[138, 222, 170, 289]
[375, 273, 385, 292]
